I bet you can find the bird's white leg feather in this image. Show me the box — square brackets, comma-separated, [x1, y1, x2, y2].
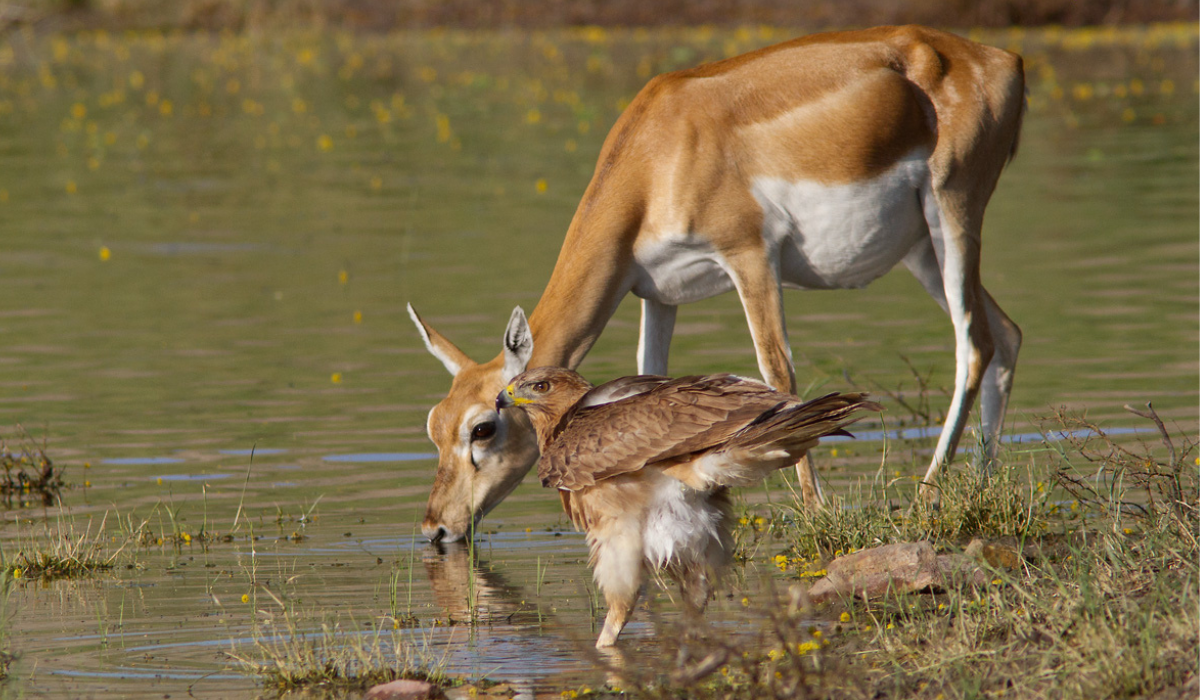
[589, 514, 645, 648]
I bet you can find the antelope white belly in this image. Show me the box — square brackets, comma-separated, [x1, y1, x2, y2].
[630, 153, 932, 305]
[754, 153, 931, 290]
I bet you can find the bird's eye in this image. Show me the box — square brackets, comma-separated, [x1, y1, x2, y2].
[471, 421, 497, 441]
[531, 381, 550, 393]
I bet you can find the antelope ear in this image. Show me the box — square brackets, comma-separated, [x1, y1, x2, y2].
[502, 306, 533, 383]
[407, 303, 475, 377]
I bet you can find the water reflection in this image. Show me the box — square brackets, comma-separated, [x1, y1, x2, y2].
[422, 541, 545, 625]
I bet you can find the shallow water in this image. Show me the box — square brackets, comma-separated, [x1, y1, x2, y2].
[0, 24, 1196, 698]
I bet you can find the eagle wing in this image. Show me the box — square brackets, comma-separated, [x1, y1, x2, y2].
[538, 374, 791, 491]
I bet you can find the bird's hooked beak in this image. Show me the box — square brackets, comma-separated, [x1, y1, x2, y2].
[495, 384, 531, 411]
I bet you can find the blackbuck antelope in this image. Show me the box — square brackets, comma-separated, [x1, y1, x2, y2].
[409, 25, 1025, 543]
[497, 366, 880, 646]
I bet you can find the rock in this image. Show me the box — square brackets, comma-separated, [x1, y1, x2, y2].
[964, 537, 1022, 569]
[808, 541, 942, 604]
[936, 552, 989, 587]
[982, 543, 1022, 569]
[364, 678, 439, 700]
[807, 541, 995, 604]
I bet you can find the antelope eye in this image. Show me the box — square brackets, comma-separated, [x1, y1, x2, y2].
[531, 381, 550, 393]
[471, 421, 497, 441]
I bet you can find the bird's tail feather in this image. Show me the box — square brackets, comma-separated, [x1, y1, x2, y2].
[665, 393, 881, 489]
[729, 392, 881, 452]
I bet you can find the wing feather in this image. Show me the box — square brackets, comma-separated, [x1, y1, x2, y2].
[538, 374, 807, 490]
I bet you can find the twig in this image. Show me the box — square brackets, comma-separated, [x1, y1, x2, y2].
[1123, 402, 1176, 465]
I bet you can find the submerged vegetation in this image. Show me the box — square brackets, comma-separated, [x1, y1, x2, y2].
[0, 430, 66, 507]
[226, 596, 448, 694]
[2, 514, 123, 580]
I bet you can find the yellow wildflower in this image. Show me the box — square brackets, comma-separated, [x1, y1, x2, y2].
[795, 640, 820, 655]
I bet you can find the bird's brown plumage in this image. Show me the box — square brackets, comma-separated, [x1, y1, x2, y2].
[496, 365, 881, 648]
[501, 368, 880, 492]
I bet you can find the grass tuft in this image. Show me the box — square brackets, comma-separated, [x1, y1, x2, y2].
[3, 514, 125, 580]
[226, 584, 448, 696]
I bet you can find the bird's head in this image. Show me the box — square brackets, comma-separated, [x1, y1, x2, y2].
[496, 367, 593, 439]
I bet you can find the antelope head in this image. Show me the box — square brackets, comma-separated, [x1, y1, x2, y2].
[407, 304, 540, 543]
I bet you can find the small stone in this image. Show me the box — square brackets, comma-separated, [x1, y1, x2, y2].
[364, 678, 437, 700]
[980, 543, 1022, 569]
[965, 537, 1022, 569]
[808, 541, 942, 604]
[936, 553, 989, 587]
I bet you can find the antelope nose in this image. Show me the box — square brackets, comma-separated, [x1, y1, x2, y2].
[422, 521, 448, 543]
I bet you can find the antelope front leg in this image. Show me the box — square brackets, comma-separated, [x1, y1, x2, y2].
[725, 249, 824, 507]
[637, 297, 678, 376]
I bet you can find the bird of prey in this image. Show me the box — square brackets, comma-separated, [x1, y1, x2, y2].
[496, 366, 880, 647]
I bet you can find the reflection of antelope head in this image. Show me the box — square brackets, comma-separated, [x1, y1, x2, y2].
[408, 306, 539, 545]
[422, 542, 537, 624]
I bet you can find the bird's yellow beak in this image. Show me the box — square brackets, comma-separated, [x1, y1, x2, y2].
[496, 384, 532, 411]
[508, 385, 532, 405]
